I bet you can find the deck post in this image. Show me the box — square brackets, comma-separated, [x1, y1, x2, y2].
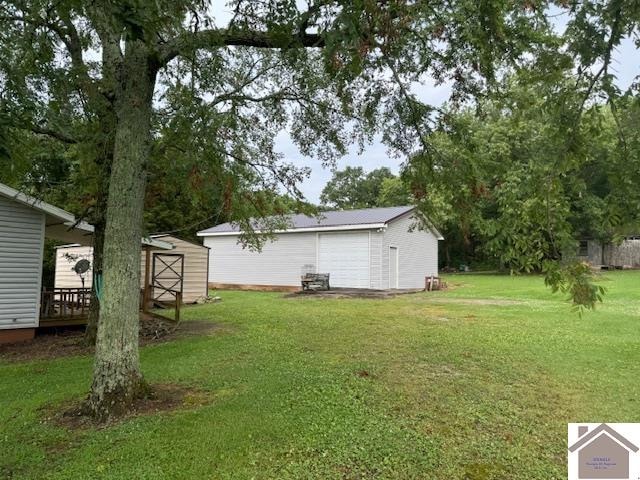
[175, 291, 181, 323]
[143, 246, 151, 313]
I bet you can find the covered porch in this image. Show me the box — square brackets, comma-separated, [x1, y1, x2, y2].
[40, 240, 181, 330]
[38, 196, 94, 328]
[39, 240, 177, 330]
[0, 182, 175, 343]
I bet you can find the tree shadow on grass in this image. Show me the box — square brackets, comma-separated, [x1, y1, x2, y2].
[0, 319, 227, 363]
[42, 383, 214, 430]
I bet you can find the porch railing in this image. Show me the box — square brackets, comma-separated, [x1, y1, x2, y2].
[40, 287, 91, 320]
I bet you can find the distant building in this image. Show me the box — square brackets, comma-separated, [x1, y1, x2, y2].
[575, 237, 640, 268]
[198, 206, 443, 290]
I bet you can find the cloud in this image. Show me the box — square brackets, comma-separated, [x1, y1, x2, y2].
[277, 131, 405, 204]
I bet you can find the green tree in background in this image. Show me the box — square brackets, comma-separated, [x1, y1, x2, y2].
[320, 166, 387, 208]
[404, 76, 640, 308]
[320, 166, 412, 209]
[378, 176, 412, 207]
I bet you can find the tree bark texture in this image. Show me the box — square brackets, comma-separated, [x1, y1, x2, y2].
[88, 40, 157, 420]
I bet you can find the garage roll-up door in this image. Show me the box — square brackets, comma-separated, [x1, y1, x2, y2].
[318, 232, 370, 288]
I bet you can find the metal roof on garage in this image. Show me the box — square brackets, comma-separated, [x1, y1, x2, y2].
[197, 205, 443, 239]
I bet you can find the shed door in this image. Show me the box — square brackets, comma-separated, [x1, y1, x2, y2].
[152, 253, 184, 302]
[318, 232, 370, 288]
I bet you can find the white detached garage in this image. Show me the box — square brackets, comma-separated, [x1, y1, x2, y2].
[198, 206, 442, 290]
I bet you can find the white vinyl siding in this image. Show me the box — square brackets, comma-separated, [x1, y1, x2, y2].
[389, 246, 399, 288]
[204, 233, 318, 287]
[204, 214, 439, 290]
[318, 232, 370, 288]
[382, 213, 439, 289]
[369, 230, 384, 289]
[54, 245, 94, 289]
[0, 194, 45, 329]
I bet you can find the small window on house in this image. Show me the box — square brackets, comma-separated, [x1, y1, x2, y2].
[578, 240, 589, 257]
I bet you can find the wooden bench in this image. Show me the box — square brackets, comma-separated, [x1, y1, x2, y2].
[301, 273, 330, 291]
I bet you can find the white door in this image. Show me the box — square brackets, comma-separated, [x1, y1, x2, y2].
[318, 232, 370, 288]
[389, 246, 399, 289]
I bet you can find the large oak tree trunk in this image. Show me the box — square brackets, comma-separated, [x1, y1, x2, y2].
[87, 41, 157, 420]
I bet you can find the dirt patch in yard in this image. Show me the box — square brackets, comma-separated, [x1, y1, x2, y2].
[0, 318, 224, 362]
[45, 383, 213, 430]
[285, 288, 425, 299]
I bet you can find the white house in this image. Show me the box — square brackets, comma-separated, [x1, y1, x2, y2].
[197, 206, 442, 290]
[0, 183, 92, 343]
[0, 182, 172, 344]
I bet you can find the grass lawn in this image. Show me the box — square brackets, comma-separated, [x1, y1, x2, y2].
[2, 272, 640, 479]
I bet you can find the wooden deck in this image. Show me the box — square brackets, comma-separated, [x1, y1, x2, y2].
[38, 287, 182, 328]
[39, 314, 88, 327]
[39, 287, 90, 327]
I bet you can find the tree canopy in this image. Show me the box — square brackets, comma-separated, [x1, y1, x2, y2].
[319, 166, 411, 209]
[403, 74, 640, 308]
[320, 166, 390, 208]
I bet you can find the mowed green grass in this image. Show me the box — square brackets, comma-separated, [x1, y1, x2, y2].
[1, 272, 639, 479]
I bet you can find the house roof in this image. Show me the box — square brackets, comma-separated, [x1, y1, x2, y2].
[151, 234, 209, 250]
[55, 237, 175, 251]
[0, 182, 172, 250]
[0, 182, 94, 245]
[197, 205, 443, 238]
[569, 424, 639, 453]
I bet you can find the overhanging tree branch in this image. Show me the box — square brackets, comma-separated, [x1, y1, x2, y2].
[30, 124, 78, 144]
[159, 29, 325, 65]
[3, 10, 100, 100]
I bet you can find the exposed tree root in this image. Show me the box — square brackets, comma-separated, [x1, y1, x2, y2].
[45, 383, 212, 429]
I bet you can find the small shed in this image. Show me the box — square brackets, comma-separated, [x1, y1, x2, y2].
[55, 235, 209, 303]
[198, 206, 442, 290]
[0, 181, 174, 344]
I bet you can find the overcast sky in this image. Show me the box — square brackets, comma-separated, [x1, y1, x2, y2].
[211, 4, 640, 204]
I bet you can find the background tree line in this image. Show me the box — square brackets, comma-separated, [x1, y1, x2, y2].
[319, 78, 640, 275]
[5, 78, 640, 289]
